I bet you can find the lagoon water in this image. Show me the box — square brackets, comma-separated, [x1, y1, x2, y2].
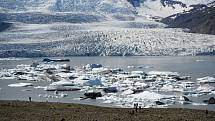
[0, 56, 215, 110]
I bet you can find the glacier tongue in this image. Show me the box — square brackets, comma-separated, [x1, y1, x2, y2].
[0, 0, 215, 57]
[0, 22, 215, 57]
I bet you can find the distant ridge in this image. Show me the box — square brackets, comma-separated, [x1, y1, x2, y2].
[162, 3, 215, 35]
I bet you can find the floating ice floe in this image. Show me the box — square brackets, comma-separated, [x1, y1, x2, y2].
[91, 67, 110, 74]
[0, 71, 15, 79]
[100, 91, 175, 108]
[39, 93, 68, 99]
[45, 85, 81, 91]
[8, 83, 33, 87]
[0, 76, 16, 80]
[55, 72, 75, 78]
[0, 58, 29, 60]
[148, 71, 179, 77]
[131, 71, 146, 75]
[131, 91, 175, 101]
[196, 60, 206, 62]
[196, 85, 215, 94]
[121, 89, 134, 95]
[160, 85, 175, 92]
[50, 80, 75, 86]
[34, 86, 46, 89]
[178, 96, 192, 104]
[127, 65, 153, 69]
[85, 64, 103, 70]
[197, 76, 215, 84]
[83, 78, 104, 87]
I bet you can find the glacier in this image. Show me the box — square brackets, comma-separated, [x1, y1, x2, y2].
[0, 22, 215, 57]
[0, 0, 215, 57]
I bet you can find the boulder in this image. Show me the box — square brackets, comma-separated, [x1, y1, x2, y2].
[103, 87, 118, 93]
[155, 101, 165, 105]
[208, 97, 215, 104]
[84, 92, 102, 99]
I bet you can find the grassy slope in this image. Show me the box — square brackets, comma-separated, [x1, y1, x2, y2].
[0, 100, 215, 121]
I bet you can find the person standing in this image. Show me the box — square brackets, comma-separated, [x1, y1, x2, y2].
[205, 109, 208, 118]
[29, 97, 32, 102]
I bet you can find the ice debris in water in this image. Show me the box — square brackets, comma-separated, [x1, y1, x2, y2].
[1, 61, 215, 108]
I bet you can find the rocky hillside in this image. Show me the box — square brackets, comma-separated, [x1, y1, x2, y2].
[161, 4, 215, 35]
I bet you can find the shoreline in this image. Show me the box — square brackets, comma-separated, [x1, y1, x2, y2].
[0, 100, 215, 121]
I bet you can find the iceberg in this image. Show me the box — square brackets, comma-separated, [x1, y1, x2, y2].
[39, 93, 68, 99]
[50, 80, 75, 86]
[197, 76, 215, 84]
[121, 89, 134, 95]
[196, 85, 215, 94]
[148, 71, 179, 77]
[55, 72, 75, 78]
[83, 79, 104, 87]
[131, 91, 175, 101]
[160, 85, 175, 92]
[85, 64, 103, 70]
[45, 85, 81, 91]
[34, 86, 46, 89]
[8, 83, 33, 87]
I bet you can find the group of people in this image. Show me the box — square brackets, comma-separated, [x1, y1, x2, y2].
[130, 103, 142, 114]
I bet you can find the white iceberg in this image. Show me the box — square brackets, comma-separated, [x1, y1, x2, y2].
[83, 79, 104, 87]
[196, 85, 215, 94]
[44, 85, 81, 91]
[8, 83, 33, 87]
[134, 82, 148, 87]
[160, 85, 175, 92]
[148, 71, 179, 77]
[50, 80, 75, 86]
[39, 93, 68, 99]
[91, 68, 110, 74]
[55, 72, 75, 78]
[197, 76, 215, 84]
[131, 71, 146, 75]
[121, 89, 134, 95]
[131, 91, 175, 101]
[34, 86, 46, 89]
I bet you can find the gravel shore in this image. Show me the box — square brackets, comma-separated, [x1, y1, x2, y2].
[0, 100, 215, 121]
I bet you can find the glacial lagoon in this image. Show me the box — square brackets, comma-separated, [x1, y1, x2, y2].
[0, 56, 215, 110]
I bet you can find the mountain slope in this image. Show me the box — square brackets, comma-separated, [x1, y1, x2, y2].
[0, 0, 215, 57]
[161, 5, 215, 35]
[0, 0, 214, 19]
[133, 0, 215, 18]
